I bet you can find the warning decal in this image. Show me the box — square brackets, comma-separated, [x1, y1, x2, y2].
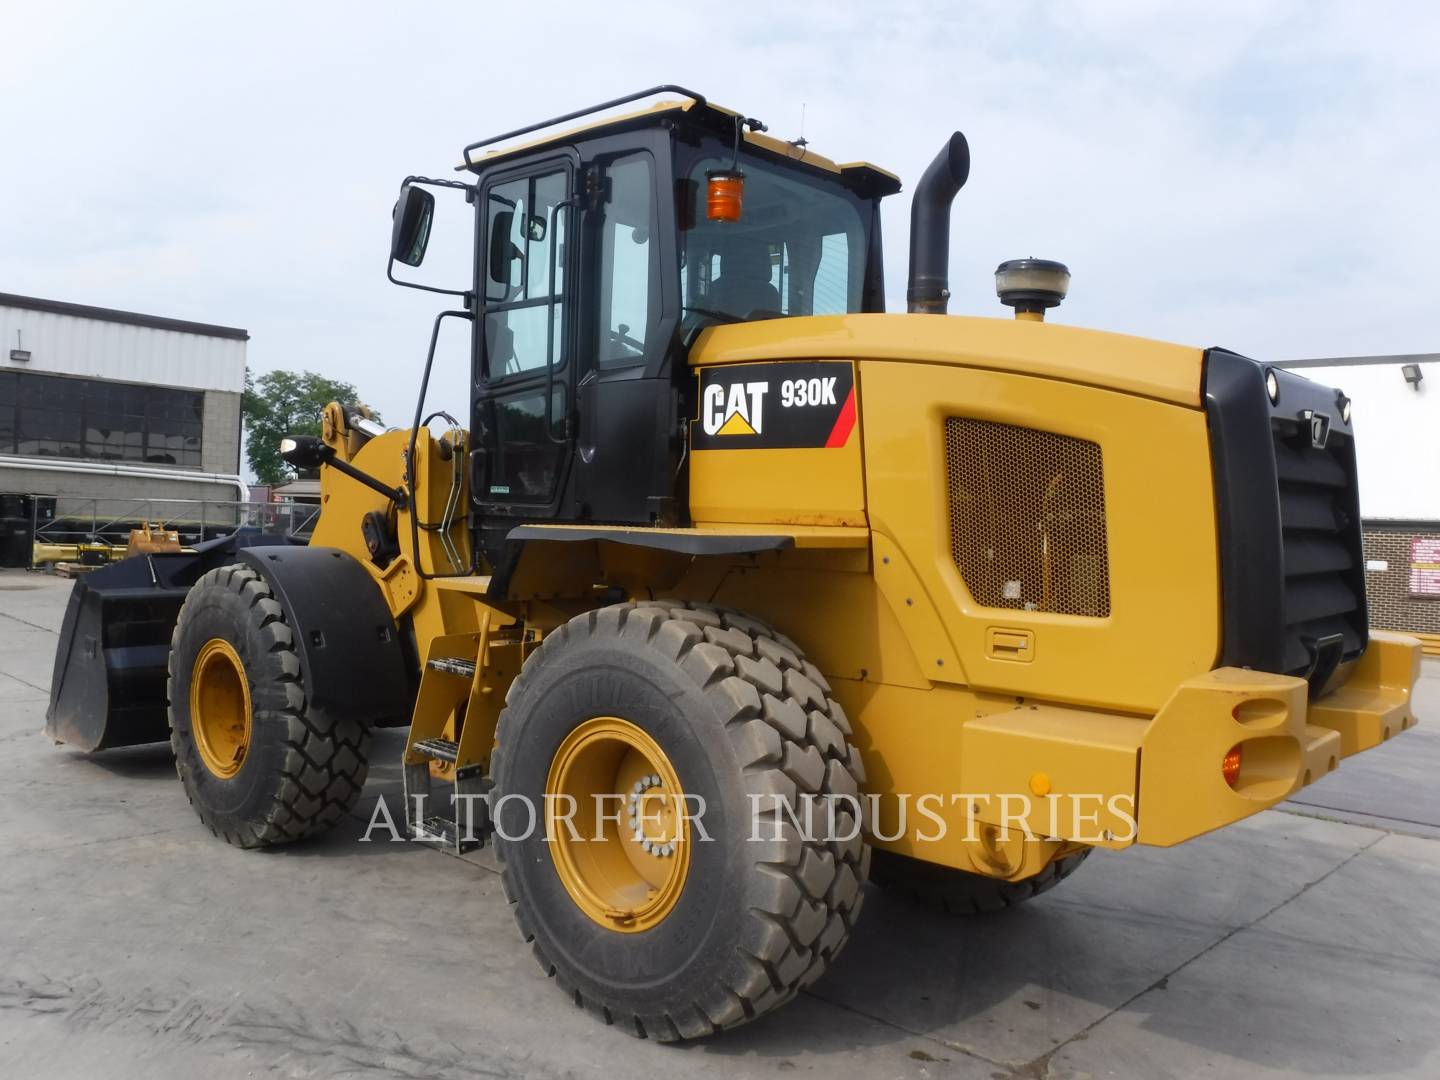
[692, 362, 856, 451]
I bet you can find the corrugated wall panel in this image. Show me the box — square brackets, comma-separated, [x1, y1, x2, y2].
[0, 306, 246, 393]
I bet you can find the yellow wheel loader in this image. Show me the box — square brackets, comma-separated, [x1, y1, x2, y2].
[47, 86, 1422, 1039]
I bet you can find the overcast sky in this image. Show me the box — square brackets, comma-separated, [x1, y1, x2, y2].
[3, 1, 1437, 455]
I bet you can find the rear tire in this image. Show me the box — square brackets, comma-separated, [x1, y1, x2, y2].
[167, 563, 370, 848]
[491, 601, 868, 1040]
[870, 847, 1091, 914]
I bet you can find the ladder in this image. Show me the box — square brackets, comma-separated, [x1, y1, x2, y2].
[402, 616, 533, 853]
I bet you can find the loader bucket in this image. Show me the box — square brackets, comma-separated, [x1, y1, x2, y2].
[45, 530, 289, 752]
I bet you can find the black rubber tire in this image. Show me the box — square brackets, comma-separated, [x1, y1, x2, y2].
[491, 601, 869, 1041]
[870, 846, 1091, 914]
[167, 563, 370, 849]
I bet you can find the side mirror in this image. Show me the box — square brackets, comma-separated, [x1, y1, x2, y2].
[391, 184, 435, 267]
[489, 211, 519, 286]
[526, 213, 547, 242]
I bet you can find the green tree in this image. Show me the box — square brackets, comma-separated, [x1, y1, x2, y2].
[241, 369, 379, 485]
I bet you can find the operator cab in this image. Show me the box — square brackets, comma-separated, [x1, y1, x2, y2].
[388, 87, 898, 579]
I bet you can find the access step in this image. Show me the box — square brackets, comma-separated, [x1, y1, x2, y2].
[413, 814, 463, 847]
[403, 745, 491, 855]
[427, 656, 477, 678]
[411, 737, 459, 763]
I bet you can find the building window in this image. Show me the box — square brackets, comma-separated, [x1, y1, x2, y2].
[0, 371, 204, 468]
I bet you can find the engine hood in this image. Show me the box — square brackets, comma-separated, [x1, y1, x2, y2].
[689, 313, 1204, 408]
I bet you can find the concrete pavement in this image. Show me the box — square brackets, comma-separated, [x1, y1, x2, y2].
[2, 568, 1438, 1079]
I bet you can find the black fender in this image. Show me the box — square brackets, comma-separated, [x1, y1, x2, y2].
[506, 525, 795, 556]
[236, 546, 414, 728]
[490, 525, 795, 599]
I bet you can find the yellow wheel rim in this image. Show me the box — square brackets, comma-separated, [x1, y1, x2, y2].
[189, 638, 252, 779]
[544, 717, 690, 933]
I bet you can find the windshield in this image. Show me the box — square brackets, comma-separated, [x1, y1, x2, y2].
[680, 150, 868, 325]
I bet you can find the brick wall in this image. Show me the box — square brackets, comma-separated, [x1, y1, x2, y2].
[202, 389, 242, 475]
[1363, 523, 1440, 636]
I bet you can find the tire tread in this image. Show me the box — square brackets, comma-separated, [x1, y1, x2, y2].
[167, 564, 370, 849]
[492, 601, 867, 1041]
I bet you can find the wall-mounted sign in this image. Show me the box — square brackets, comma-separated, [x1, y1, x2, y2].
[1410, 536, 1440, 599]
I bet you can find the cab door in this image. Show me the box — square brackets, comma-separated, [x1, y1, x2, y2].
[473, 157, 576, 518]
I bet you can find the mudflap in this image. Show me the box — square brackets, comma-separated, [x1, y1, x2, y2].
[45, 529, 291, 752]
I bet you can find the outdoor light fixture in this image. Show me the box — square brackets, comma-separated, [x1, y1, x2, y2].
[9, 330, 30, 362]
[1402, 363, 1424, 390]
[995, 258, 1070, 321]
[279, 434, 329, 469]
[1335, 389, 1352, 424]
[1265, 369, 1280, 403]
[279, 432, 408, 506]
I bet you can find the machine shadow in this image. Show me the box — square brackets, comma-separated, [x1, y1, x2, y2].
[68, 743, 175, 780]
[687, 886, 1073, 1063]
[696, 876, 1440, 1077]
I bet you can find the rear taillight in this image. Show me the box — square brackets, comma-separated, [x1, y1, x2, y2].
[1223, 745, 1244, 788]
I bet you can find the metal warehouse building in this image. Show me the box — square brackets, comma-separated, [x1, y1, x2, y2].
[0, 293, 247, 564]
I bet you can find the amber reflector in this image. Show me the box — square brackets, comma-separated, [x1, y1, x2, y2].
[1222, 745, 1243, 788]
[706, 170, 744, 222]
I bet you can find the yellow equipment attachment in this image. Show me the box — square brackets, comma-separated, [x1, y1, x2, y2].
[124, 522, 182, 559]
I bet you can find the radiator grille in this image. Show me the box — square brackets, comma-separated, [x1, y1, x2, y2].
[1271, 417, 1367, 674]
[944, 418, 1111, 618]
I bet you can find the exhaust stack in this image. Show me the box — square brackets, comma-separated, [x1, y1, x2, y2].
[906, 132, 971, 314]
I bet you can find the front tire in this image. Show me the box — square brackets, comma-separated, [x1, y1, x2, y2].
[167, 563, 370, 848]
[491, 602, 868, 1040]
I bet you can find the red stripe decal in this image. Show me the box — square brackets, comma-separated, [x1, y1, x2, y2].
[824, 387, 857, 448]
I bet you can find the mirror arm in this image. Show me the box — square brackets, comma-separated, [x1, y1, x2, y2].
[401, 174, 475, 194]
[386, 175, 478, 298]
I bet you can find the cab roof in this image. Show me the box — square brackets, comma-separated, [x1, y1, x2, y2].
[456, 85, 900, 196]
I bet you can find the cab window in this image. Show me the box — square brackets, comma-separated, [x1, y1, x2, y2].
[680, 153, 865, 324]
[482, 169, 568, 378]
[596, 153, 657, 369]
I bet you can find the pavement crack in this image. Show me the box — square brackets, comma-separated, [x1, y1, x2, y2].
[800, 985, 1013, 1070]
[7, 824, 193, 856]
[1011, 830, 1389, 1078]
[1278, 802, 1440, 834]
[0, 668, 51, 694]
[0, 608, 59, 635]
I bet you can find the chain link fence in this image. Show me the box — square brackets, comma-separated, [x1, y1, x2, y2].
[24, 497, 318, 566]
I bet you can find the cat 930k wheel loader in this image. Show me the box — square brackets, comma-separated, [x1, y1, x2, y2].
[46, 86, 1422, 1040]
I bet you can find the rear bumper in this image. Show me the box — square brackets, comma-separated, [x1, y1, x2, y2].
[959, 631, 1422, 850]
[1136, 630, 1420, 845]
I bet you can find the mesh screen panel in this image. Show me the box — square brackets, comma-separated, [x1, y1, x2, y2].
[944, 418, 1111, 618]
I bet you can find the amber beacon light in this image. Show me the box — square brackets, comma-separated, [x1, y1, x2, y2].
[706, 170, 745, 222]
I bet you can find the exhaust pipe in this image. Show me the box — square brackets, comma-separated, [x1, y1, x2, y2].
[906, 132, 971, 314]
